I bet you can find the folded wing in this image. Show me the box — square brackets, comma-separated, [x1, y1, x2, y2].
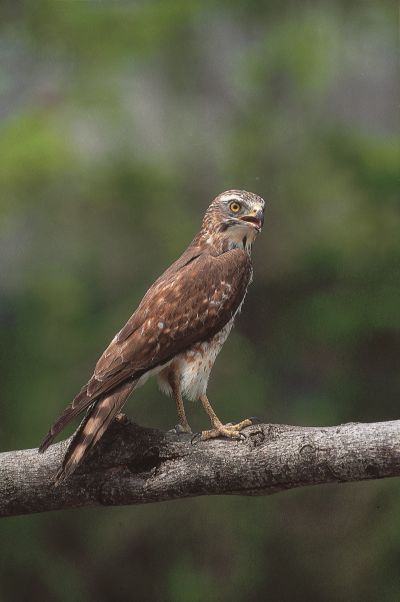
[39, 248, 252, 455]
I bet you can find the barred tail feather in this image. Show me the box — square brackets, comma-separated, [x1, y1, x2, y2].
[54, 380, 135, 486]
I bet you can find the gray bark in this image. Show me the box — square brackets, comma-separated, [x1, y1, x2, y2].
[1, 419, 399, 517]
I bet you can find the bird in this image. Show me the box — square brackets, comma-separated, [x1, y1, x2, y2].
[39, 190, 265, 484]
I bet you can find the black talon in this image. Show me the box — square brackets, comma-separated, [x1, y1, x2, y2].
[191, 432, 202, 445]
[238, 432, 247, 441]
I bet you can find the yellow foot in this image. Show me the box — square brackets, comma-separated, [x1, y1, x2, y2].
[193, 419, 253, 443]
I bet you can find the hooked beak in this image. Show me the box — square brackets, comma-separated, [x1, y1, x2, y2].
[240, 209, 264, 232]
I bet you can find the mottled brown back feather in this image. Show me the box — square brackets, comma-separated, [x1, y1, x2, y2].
[85, 249, 252, 400]
[41, 249, 251, 456]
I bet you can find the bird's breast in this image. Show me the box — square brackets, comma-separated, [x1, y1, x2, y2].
[158, 316, 236, 401]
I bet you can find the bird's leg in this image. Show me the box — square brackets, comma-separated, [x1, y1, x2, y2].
[198, 394, 252, 441]
[169, 372, 192, 434]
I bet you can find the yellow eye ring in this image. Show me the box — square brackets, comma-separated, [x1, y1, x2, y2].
[229, 201, 241, 213]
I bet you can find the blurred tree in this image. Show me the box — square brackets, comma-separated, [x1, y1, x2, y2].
[0, 1, 399, 601]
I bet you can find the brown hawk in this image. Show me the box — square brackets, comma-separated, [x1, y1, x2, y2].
[39, 190, 265, 483]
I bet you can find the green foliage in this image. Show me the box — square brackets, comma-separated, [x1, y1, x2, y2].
[0, 2, 398, 601]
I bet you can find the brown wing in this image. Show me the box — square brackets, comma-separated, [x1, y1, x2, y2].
[86, 247, 252, 398]
[39, 247, 252, 455]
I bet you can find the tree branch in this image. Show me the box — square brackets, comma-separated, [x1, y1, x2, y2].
[1, 419, 399, 517]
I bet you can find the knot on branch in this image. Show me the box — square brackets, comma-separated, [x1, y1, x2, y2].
[299, 442, 317, 463]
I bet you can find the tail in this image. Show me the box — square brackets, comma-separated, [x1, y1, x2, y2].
[54, 380, 135, 486]
[39, 386, 94, 454]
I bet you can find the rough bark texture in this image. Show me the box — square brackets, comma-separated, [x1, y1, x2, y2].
[1, 419, 399, 517]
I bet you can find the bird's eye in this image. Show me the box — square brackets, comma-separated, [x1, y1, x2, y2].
[229, 201, 241, 214]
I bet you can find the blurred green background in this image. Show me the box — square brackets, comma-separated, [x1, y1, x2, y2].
[1, 1, 399, 601]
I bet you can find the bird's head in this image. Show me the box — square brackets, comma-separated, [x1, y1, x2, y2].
[201, 190, 265, 253]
